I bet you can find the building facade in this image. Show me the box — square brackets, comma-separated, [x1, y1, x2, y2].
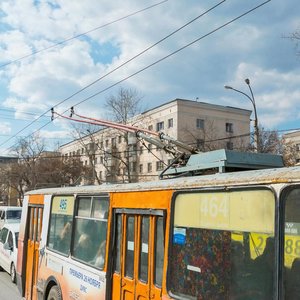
[283, 130, 300, 164]
[59, 98, 251, 183]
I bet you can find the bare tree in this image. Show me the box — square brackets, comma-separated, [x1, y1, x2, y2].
[284, 28, 300, 56]
[256, 126, 282, 154]
[2, 134, 91, 203]
[105, 87, 143, 122]
[281, 137, 298, 166]
[71, 124, 103, 185]
[104, 87, 144, 183]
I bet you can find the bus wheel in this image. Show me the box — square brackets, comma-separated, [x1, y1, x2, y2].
[10, 263, 16, 283]
[47, 285, 62, 300]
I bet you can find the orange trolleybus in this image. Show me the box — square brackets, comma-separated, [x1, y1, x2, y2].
[16, 150, 300, 300]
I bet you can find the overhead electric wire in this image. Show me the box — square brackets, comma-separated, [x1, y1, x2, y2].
[0, 0, 168, 69]
[2, 0, 271, 151]
[0, 0, 226, 149]
[53, 0, 272, 116]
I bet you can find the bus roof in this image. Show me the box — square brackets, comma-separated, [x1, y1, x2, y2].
[25, 166, 300, 196]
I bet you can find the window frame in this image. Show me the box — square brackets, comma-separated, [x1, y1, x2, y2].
[196, 118, 204, 129]
[156, 121, 164, 132]
[168, 186, 278, 299]
[226, 122, 234, 133]
[71, 194, 109, 269]
[168, 118, 174, 128]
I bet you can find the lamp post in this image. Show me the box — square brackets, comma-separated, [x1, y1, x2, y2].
[224, 78, 259, 152]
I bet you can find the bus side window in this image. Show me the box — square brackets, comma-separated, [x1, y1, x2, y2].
[72, 196, 108, 268]
[47, 196, 74, 255]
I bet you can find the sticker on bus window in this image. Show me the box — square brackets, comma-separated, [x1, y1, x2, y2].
[285, 222, 300, 236]
[173, 227, 186, 245]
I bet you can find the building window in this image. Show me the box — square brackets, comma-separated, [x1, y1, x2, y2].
[139, 164, 143, 173]
[296, 143, 300, 151]
[148, 144, 152, 153]
[156, 121, 164, 132]
[111, 138, 116, 147]
[196, 119, 204, 129]
[147, 163, 152, 173]
[139, 146, 143, 154]
[99, 171, 102, 179]
[105, 140, 109, 147]
[168, 118, 173, 128]
[226, 141, 234, 150]
[196, 139, 204, 150]
[226, 123, 233, 133]
[118, 136, 122, 144]
[130, 162, 137, 172]
[156, 161, 164, 171]
[148, 125, 153, 131]
[100, 141, 103, 148]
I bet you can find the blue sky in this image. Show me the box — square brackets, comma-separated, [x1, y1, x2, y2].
[0, 0, 299, 155]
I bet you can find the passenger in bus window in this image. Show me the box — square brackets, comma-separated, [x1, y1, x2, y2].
[230, 241, 246, 294]
[74, 233, 94, 261]
[55, 221, 72, 254]
[91, 240, 106, 269]
[285, 257, 300, 300]
[248, 236, 274, 300]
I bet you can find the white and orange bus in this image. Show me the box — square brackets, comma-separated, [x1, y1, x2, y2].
[16, 163, 300, 299]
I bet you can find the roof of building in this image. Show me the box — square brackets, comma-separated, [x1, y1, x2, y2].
[59, 98, 252, 149]
[141, 98, 252, 115]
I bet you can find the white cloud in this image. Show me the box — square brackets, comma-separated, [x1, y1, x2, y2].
[0, 0, 299, 153]
[224, 62, 300, 128]
[0, 122, 11, 134]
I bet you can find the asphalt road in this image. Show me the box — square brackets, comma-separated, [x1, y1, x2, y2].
[0, 270, 22, 299]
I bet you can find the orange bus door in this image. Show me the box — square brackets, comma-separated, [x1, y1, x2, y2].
[111, 209, 165, 300]
[25, 206, 43, 300]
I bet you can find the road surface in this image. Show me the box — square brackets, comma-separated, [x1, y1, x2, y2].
[0, 270, 22, 299]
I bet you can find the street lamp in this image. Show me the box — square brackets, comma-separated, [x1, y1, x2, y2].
[224, 78, 259, 152]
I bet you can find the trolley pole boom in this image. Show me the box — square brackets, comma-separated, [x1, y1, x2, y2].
[51, 107, 197, 157]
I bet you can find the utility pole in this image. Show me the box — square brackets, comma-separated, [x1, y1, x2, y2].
[225, 78, 259, 152]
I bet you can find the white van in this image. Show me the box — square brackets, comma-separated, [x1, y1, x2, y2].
[0, 206, 22, 229]
[0, 223, 19, 283]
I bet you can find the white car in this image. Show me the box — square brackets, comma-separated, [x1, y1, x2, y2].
[0, 206, 22, 229]
[0, 223, 19, 283]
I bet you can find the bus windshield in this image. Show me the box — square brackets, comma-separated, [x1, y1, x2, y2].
[169, 189, 275, 300]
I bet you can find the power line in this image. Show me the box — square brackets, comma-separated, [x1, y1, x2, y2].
[1, 0, 271, 151]
[0, 0, 168, 69]
[54, 0, 272, 121]
[0, 0, 226, 149]
[0, 107, 49, 117]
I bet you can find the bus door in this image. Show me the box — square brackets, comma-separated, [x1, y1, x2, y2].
[25, 206, 43, 300]
[112, 209, 165, 300]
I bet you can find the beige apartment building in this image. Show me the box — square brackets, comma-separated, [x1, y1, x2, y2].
[59, 98, 251, 184]
[283, 130, 300, 164]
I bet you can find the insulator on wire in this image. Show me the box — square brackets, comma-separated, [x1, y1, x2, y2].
[70, 107, 74, 117]
[51, 108, 54, 121]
